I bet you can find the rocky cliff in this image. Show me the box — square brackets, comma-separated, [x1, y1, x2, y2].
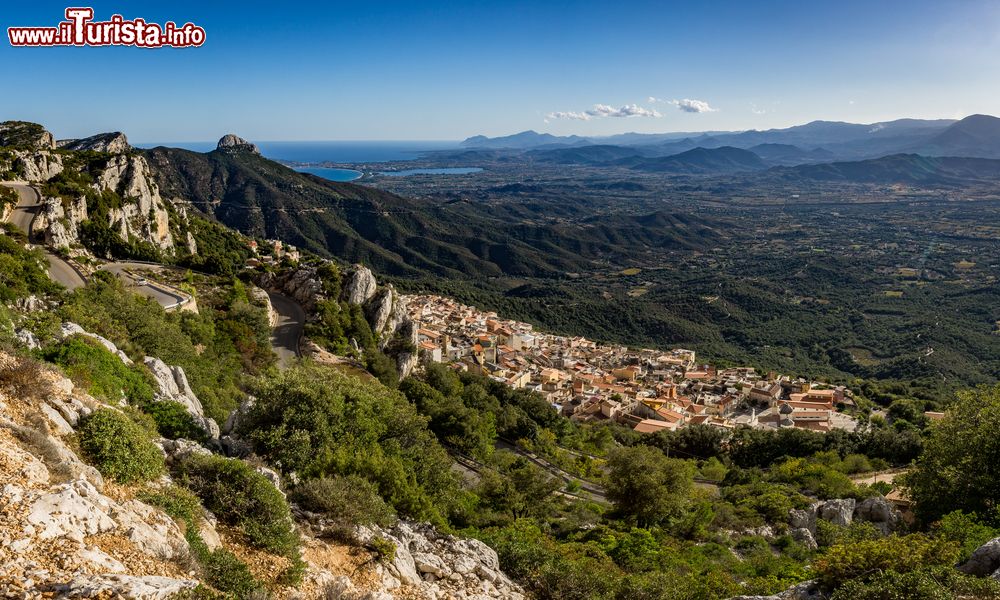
[0, 123, 191, 257]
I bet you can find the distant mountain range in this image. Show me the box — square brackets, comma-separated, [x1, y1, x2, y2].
[463, 115, 1000, 162]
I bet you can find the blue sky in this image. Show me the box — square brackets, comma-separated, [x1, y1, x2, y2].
[1, 0, 998, 141]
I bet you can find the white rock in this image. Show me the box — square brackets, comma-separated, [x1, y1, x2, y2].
[48, 574, 197, 599]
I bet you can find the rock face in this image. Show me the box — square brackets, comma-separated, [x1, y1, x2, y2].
[143, 356, 220, 438]
[788, 496, 903, 538]
[97, 153, 175, 251]
[348, 521, 526, 599]
[959, 537, 1000, 578]
[35, 195, 87, 249]
[216, 133, 260, 154]
[342, 265, 379, 305]
[58, 132, 131, 154]
[8, 149, 65, 181]
[260, 265, 324, 312]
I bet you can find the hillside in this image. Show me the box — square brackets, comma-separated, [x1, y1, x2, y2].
[915, 114, 1000, 158]
[769, 153, 1000, 185]
[626, 146, 768, 174]
[144, 137, 726, 278]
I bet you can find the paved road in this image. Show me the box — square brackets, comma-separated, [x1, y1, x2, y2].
[2, 182, 86, 290]
[268, 291, 304, 368]
[97, 262, 189, 309]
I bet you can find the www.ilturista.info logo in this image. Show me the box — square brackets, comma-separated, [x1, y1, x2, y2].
[8, 8, 205, 48]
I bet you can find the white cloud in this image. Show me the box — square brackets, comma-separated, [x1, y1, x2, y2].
[669, 98, 718, 113]
[648, 97, 719, 114]
[546, 103, 660, 121]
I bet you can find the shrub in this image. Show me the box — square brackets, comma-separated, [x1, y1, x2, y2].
[141, 485, 265, 597]
[831, 565, 1000, 600]
[77, 408, 164, 483]
[142, 400, 207, 441]
[369, 536, 396, 564]
[0, 355, 44, 397]
[814, 534, 960, 589]
[291, 475, 396, 528]
[42, 336, 154, 404]
[178, 454, 299, 557]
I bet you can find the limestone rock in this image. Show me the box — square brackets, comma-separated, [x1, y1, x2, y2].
[790, 527, 817, 550]
[818, 498, 855, 527]
[97, 154, 174, 251]
[960, 537, 1000, 577]
[58, 132, 131, 154]
[14, 150, 64, 181]
[14, 328, 40, 350]
[853, 496, 902, 535]
[216, 134, 260, 154]
[342, 264, 378, 305]
[143, 356, 218, 438]
[45, 574, 197, 599]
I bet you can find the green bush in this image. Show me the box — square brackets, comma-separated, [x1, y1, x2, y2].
[141, 485, 265, 597]
[815, 534, 960, 589]
[77, 408, 164, 483]
[178, 453, 298, 557]
[831, 565, 1000, 600]
[42, 336, 154, 404]
[141, 400, 207, 441]
[291, 475, 396, 528]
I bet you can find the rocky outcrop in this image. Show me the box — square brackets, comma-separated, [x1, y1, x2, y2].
[143, 356, 219, 438]
[34, 195, 87, 249]
[249, 285, 278, 327]
[959, 537, 1000, 578]
[259, 266, 324, 313]
[45, 574, 197, 599]
[343, 521, 525, 599]
[0, 120, 55, 149]
[342, 264, 379, 305]
[216, 133, 260, 155]
[57, 132, 131, 154]
[97, 153, 174, 251]
[730, 580, 823, 600]
[788, 496, 903, 538]
[9, 149, 65, 181]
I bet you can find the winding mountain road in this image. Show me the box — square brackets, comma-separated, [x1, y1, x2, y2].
[2, 182, 86, 290]
[2, 181, 305, 367]
[267, 291, 304, 368]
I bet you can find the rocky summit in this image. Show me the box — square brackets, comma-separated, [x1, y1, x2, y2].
[216, 133, 260, 154]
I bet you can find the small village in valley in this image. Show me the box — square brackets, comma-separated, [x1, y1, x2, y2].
[406, 294, 861, 436]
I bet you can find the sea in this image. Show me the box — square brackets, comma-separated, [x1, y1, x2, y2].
[134, 140, 465, 182]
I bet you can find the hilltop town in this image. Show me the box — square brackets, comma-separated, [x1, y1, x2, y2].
[407, 294, 860, 437]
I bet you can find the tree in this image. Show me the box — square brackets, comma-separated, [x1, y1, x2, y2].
[605, 445, 694, 526]
[903, 385, 1000, 523]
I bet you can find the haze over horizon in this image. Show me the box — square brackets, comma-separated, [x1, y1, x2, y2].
[2, 0, 999, 141]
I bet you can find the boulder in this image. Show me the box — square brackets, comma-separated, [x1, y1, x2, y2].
[45, 574, 197, 599]
[960, 537, 1000, 577]
[790, 527, 817, 550]
[14, 328, 40, 350]
[853, 496, 902, 535]
[342, 264, 378, 305]
[818, 498, 856, 527]
[143, 356, 218, 438]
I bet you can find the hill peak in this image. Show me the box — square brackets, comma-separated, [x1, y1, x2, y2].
[217, 133, 260, 154]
